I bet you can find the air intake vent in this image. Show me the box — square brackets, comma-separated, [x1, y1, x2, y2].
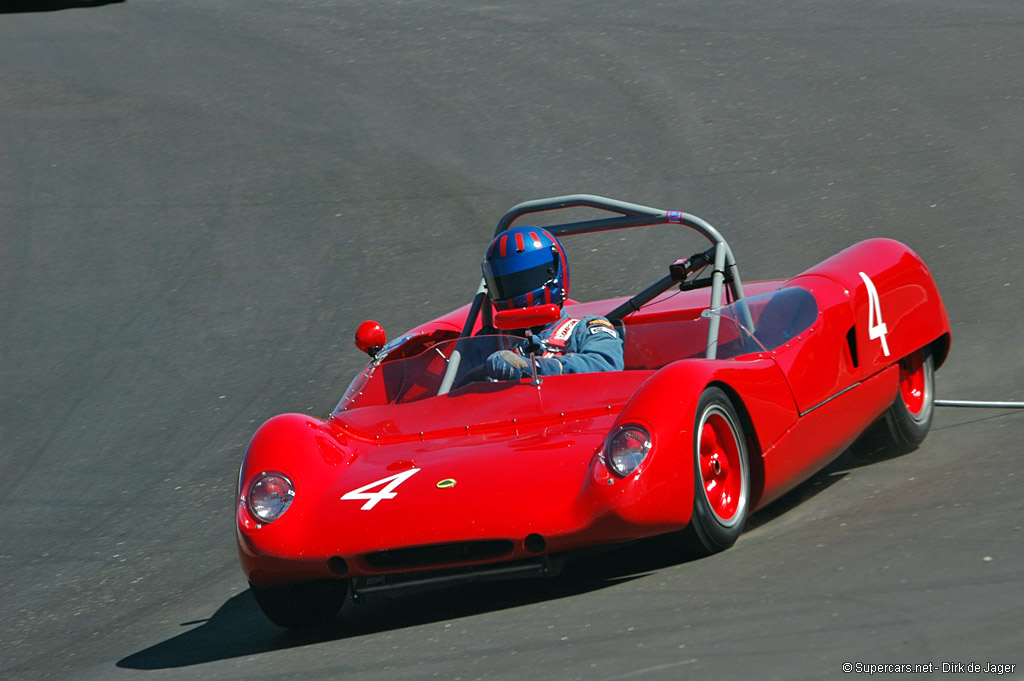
[846, 326, 859, 368]
[364, 540, 514, 571]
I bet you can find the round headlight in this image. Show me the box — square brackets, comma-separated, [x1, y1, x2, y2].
[605, 425, 652, 477]
[247, 472, 295, 523]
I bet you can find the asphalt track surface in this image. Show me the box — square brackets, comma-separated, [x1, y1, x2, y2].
[2, 2, 1023, 680]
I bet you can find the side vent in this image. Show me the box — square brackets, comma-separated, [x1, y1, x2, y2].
[846, 326, 859, 368]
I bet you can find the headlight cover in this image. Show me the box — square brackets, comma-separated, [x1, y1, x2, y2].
[247, 472, 295, 523]
[605, 425, 652, 477]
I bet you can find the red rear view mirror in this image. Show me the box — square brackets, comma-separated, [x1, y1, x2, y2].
[493, 304, 561, 331]
[355, 320, 386, 357]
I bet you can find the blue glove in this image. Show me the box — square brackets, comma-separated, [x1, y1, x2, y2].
[486, 350, 531, 380]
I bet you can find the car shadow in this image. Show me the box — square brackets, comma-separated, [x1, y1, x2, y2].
[744, 448, 856, 531]
[0, 0, 123, 13]
[744, 436, 944, 533]
[117, 544, 664, 670]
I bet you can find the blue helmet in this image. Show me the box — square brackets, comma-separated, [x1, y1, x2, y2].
[482, 226, 569, 311]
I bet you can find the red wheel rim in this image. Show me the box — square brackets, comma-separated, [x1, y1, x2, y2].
[699, 410, 743, 524]
[899, 351, 926, 416]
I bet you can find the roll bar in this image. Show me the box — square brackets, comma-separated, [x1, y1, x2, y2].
[439, 195, 749, 394]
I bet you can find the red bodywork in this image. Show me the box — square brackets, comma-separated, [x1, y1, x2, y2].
[237, 237, 949, 588]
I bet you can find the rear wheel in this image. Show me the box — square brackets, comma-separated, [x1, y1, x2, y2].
[675, 387, 750, 556]
[852, 347, 935, 459]
[250, 578, 348, 628]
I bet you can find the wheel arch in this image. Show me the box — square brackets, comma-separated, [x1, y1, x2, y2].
[929, 332, 951, 370]
[705, 379, 766, 512]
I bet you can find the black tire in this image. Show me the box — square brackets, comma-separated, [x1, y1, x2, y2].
[250, 579, 348, 628]
[852, 347, 935, 460]
[675, 387, 750, 557]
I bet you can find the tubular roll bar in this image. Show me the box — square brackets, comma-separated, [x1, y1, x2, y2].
[494, 195, 749, 355]
[441, 195, 748, 394]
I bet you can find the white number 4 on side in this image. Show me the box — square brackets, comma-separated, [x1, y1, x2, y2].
[858, 271, 890, 357]
[341, 469, 421, 510]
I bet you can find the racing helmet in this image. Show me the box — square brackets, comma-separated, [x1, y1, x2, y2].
[481, 226, 569, 311]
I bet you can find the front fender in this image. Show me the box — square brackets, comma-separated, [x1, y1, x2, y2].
[236, 413, 352, 578]
[238, 413, 350, 500]
[586, 357, 798, 528]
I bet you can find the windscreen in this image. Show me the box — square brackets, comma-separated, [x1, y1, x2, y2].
[709, 287, 818, 358]
[335, 334, 523, 411]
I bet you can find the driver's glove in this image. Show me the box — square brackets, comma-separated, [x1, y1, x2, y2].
[486, 350, 531, 380]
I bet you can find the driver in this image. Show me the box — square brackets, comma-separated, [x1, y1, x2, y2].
[478, 225, 624, 380]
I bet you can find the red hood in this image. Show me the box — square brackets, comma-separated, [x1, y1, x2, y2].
[333, 370, 648, 443]
[240, 371, 653, 564]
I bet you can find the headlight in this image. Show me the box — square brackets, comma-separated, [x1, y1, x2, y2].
[247, 472, 295, 523]
[605, 425, 652, 477]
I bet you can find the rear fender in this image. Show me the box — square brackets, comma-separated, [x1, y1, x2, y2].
[793, 238, 951, 371]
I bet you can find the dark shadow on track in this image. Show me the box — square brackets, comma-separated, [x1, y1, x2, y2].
[117, 553, 656, 670]
[745, 432, 955, 532]
[0, 0, 123, 13]
[744, 449, 853, 532]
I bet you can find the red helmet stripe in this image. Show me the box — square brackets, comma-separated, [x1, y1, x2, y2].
[499, 234, 508, 257]
[514, 232, 525, 252]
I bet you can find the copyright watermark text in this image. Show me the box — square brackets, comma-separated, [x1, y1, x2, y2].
[842, 662, 1016, 675]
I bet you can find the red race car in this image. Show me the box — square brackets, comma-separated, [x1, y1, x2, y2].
[236, 195, 950, 627]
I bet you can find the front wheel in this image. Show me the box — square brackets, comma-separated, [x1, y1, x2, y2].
[250, 578, 349, 628]
[675, 387, 750, 557]
[852, 347, 935, 459]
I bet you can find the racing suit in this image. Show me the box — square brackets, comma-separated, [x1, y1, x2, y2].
[482, 312, 624, 379]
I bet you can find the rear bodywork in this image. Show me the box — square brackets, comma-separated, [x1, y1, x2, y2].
[237, 196, 950, 592]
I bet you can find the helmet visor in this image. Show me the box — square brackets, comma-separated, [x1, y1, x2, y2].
[483, 259, 556, 302]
